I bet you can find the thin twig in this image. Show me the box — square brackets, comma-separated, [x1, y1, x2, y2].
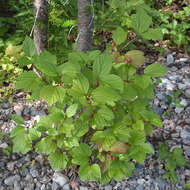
[75, 31, 81, 43]
[32, 65, 49, 84]
[123, 36, 137, 49]
[61, 0, 70, 6]
[88, 0, 94, 29]
[67, 25, 76, 39]
[30, 2, 40, 37]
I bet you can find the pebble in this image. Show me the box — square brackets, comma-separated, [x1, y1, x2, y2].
[25, 173, 33, 182]
[23, 106, 30, 116]
[185, 119, 190, 124]
[35, 155, 44, 165]
[1, 102, 11, 109]
[14, 181, 21, 190]
[175, 107, 184, 114]
[4, 175, 21, 186]
[0, 162, 5, 168]
[104, 185, 112, 190]
[181, 130, 190, 139]
[185, 106, 190, 113]
[80, 187, 89, 190]
[184, 169, 190, 176]
[7, 162, 15, 171]
[180, 99, 188, 107]
[154, 106, 165, 115]
[178, 83, 187, 89]
[156, 93, 167, 102]
[170, 66, 178, 72]
[63, 184, 71, 190]
[185, 89, 190, 99]
[179, 58, 188, 62]
[0, 142, 8, 149]
[136, 185, 144, 190]
[183, 139, 190, 146]
[30, 168, 39, 178]
[52, 182, 59, 190]
[167, 54, 174, 65]
[184, 125, 190, 133]
[53, 172, 69, 187]
[184, 147, 190, 157]
[137, 179, 146, 185]
[24, 183, 35, 190]
[13, 104, 24, 116]
[41, 184, 46, 190]
[171, 132, 180, 138]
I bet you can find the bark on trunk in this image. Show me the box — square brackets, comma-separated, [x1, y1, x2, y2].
[77, 0, 93, 52]
[33, 0, 48, 55]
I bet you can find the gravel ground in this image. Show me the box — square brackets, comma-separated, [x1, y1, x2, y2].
[0, 52, 190, 190]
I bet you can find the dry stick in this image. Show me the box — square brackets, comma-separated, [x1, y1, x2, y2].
[123, 36, 137, 49]
[30, 5, 40, 37]
[32, 66, 49, 84]
[67, 25, 77, 40]
[61, 0, 70, 6]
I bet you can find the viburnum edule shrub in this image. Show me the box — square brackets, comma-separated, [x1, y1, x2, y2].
[10, 36, 168, 183]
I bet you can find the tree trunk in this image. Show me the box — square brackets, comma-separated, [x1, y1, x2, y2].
[33, 0, 48, 55]
[77, 0, 93, 52]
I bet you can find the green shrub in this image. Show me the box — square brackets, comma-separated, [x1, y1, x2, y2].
[158, 143, 187, 184]
[10, 37, 168, 183]
[0, 44, 24, 98]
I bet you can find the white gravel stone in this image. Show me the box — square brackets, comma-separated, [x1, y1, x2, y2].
[185, 89, 190, 99]
[80, 187, 88, 190]
[179, 58, 188, 62]
[4, 175, 20, 186]
[180, 99, 188, 107]
[35, 155, 44, 165]
[181, 130, 190, 139]
[184, 147, 190, 157]
[1, 102, 11, 109]
[167, 54, 174, 65]
[104, 185, 112, 190]
[53, 172, 69, 187]
[178, 83, 186, 89]
[0, 142, 8, 149]
[137, 179, 145, 185]
[13, 104, 24, 116]
[14, 181, 21, 190]
[63, 184, 71, 190]
[171, 132, 180, 138]
[170, 66, 178, 72]
[7, 162, 15, 171]
[183, 139, 190, 146]
[175, 107, 184, 114]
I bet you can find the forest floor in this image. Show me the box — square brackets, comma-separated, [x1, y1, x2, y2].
[0, 51, 190, 190]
